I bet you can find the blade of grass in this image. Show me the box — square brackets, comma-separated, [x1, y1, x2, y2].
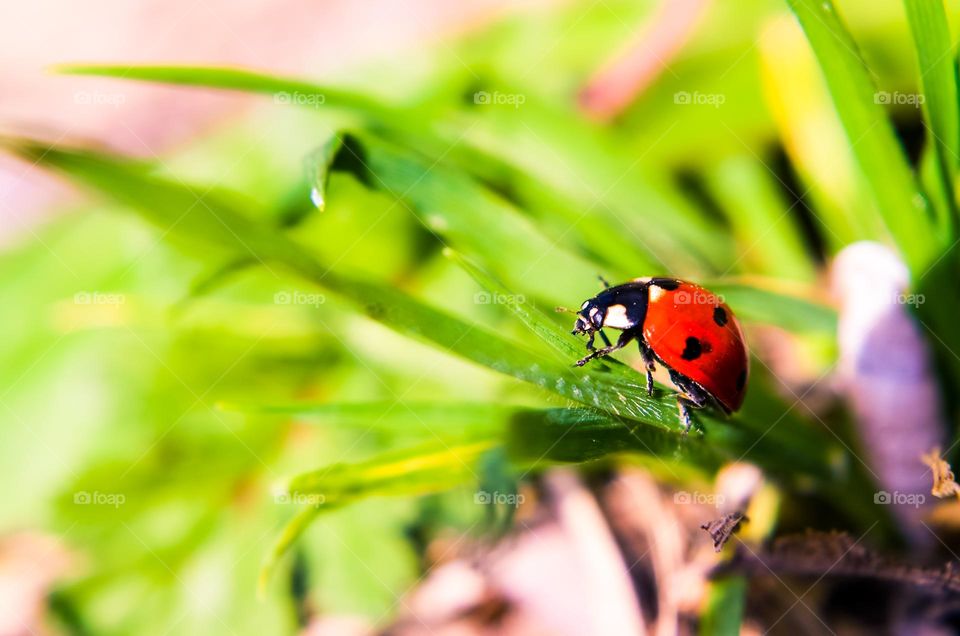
[904, 0, 959, 239]
[329, 133, 609, 306]
[171, 256, 256, 318]
[448, 97, 735, 273]
[468, 164, 662, 277]
[786, 0, 939, 275]
[0, 137, 701, 433]
[699, 577, 747, 636]
[58, 64, 391, 119]
[706, 280, 836, 335]
[304, 133, 344, 212]
[706, 156, 815, 282]
[6, 137, 870, 502]
[259, 506, 325, 596]
[220, 400, 520, 434]
[261, 434, 498, 590]
[448, 249, 593, 361]
[758, 17, 885, 253]
[288, 437, 497, 502]
[57, 63, 726, 274]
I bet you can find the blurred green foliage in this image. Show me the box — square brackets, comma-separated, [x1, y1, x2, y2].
[3, 0, 960, 633]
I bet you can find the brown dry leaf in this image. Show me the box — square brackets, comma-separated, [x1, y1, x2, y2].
[921, 447, 960, 498]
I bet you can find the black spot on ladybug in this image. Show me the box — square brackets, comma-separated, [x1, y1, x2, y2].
[736, 370, 747, 392]
[713, 306, 728, 327]
[681, 337, 703, 361]
[651, 278, 680, 290]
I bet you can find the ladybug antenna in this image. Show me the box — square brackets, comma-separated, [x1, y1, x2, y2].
[555, 306, 577, 314]
[597, 275, 611, 289]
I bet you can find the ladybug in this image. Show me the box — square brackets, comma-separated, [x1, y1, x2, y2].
[568, 277, 748, 432]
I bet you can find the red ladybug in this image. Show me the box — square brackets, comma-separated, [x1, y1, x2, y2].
[570, 277, 748, 431]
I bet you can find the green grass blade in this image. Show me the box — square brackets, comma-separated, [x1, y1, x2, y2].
[707, 156, 815, 282]
[304, 133, 344, 212]
[5, 137, 864, 497]
[786, 0, 938, 275]
[707, 280, 836, 335]
[58, 64, 390, 118]
[1, 137, 303, 265]
[349, 134, 606, 306]
[904, 0, 959, 238]
[288, 437, 496, 502]
[0, 137, 697, 432]
[449, 249, 589, 361]
[171, 256, 256, 318]
[450, 102, 735, 273]
[56, 64, 721, 273]
[259, 506, 324, 596]
[221, 400, 520, 434]
[700, 577, 747, 636]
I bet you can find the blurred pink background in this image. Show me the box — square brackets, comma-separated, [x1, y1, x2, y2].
[0, 0, 548, 242]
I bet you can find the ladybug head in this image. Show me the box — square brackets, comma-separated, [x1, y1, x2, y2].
[571, 299, 605, 335]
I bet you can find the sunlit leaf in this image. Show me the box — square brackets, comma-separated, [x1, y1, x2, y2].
[221, 400, 518, 435]
[786, 0, 938, 274]
[304, 133, 344, 212]
[904, 0, 959, 239]
[700, 577, 747, 636]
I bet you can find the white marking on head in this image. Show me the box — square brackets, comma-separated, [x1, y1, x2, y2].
[603, 304, 633, 329]
[581, 300, 590, 310]
[589, 307, 599, 318]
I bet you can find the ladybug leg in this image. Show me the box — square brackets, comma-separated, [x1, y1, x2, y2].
[597, 275, 611, 289]
[585, 330, 596, 351]
[575, 330, 635, 366]
[676, 398, 694, 434]
[638, 342, 656, 396]
[598, 329, 613, 348]
[669, 370, 710, 435]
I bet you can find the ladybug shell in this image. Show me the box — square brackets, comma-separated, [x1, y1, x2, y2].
[642, 281, 748, 412]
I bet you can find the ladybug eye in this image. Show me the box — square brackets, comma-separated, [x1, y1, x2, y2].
[589, 307, 604, 327]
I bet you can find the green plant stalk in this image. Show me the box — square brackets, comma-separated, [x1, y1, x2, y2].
[699, 576, 746, 636]
[707, 156, 815, 282]
[786, 0, 938, 276]
[56, 64, 731, 273]
[904, 0, 959, 240]
[6, 137, 848, 469]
